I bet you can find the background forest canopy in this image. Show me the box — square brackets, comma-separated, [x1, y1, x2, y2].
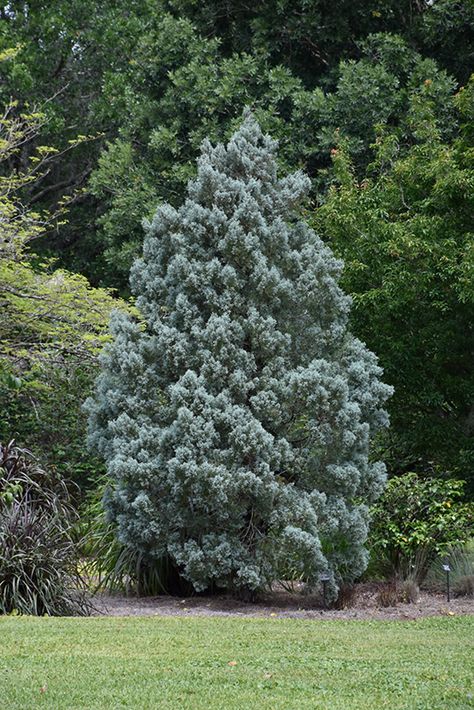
[0, 0, 473, 500]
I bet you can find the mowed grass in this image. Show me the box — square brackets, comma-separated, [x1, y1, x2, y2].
[0, 615, 473, 709]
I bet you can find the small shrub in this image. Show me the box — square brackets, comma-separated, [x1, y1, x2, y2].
[376, 582, 399, 608]
[333, 583, 357, 609]
[368, 473, 473, 584]
[398, 578, 420, 604]
[0, 441, 90, 616]
[456, 575, 474, 597]
[376, 578, 419, 607]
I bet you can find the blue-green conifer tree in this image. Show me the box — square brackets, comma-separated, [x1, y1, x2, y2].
[86, 114, 392, 597]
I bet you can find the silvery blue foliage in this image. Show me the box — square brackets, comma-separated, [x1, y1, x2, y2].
[86, 114, 392, 597]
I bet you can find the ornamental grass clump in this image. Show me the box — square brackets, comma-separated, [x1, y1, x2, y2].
[0, 440, 90, 616]
[86, 113, 392, 600]
[80, 474, 187, 595]
[424, 542, 474, 597]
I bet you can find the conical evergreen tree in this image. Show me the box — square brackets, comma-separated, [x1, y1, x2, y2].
[86, 114, 392, 597]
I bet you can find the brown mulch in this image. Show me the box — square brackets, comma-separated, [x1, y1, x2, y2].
[92, 583, 474, 621]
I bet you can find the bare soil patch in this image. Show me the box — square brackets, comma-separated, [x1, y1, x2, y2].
[92, 583, 474, 620]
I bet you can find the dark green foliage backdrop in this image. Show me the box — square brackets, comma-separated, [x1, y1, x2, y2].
[0, 1, 472, 494]
[317, 79, 474, 488]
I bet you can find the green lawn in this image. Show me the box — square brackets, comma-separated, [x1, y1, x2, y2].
[0, 615, 472, 709]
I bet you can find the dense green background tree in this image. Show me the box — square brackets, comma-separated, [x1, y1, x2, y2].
[0, 1, 472, 498]
[163, 0, 472, 84]
[0, 101, 131, 487]
[317, 78, 474, 490]
[1, 2, 468, 287]
[90, 24, 457, 288]
[0, 2, 153, 281]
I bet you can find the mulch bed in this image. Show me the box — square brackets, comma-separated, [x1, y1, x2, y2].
[92, 583, 474, 621]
